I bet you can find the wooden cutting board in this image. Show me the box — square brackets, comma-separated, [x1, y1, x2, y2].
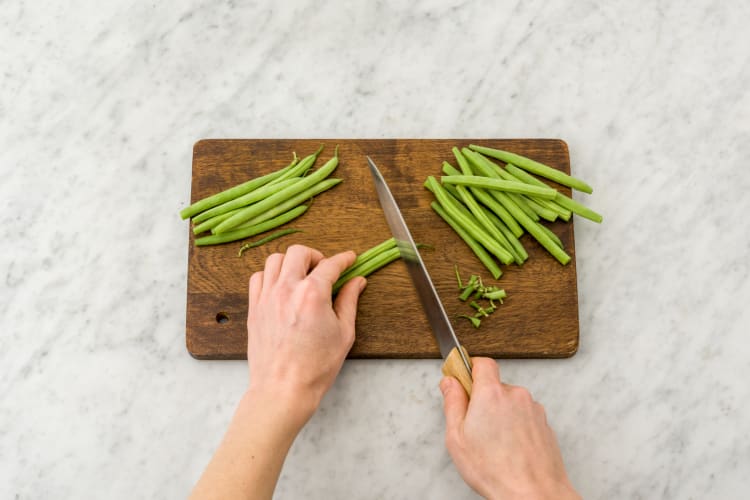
[186, 139, 579, 359]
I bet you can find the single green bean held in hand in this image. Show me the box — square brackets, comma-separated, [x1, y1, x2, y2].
[214, 148, 340, 234]
[468, 144, 594, 194]
[237, 228, 302, 256]
[195, 205, 308, 246]
[179, 152, 298, 220]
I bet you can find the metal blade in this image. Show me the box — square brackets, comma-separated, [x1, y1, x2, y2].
[366, 156, 472, 375]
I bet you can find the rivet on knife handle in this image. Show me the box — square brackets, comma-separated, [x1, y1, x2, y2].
[442, 345, 473, 397]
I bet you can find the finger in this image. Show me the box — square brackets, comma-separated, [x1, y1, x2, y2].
[440, 376, 468, 437]
[308, 250, 357, 287]
[333, 277, 367, 344]
[470, 357, 502, 387]
[248, 271, 263, 316]
[279, 245, 324, 281]
[263, 253, 285, 285]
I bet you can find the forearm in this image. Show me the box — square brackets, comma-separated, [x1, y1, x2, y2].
[190, 387, 315, 500]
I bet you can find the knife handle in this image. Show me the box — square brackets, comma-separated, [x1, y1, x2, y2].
[441, 345, 473, 398]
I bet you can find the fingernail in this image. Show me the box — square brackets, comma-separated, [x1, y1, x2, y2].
[358, 278, 367, 292]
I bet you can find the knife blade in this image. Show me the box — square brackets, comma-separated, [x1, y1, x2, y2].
[366, 156, 473, 396]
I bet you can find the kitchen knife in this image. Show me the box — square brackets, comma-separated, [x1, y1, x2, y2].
[366, 156, 473, 396]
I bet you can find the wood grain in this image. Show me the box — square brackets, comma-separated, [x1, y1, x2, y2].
[186, 139, 579, 360]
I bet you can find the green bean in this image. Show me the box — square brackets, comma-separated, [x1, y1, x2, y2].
[441, 175, 557, 200]
[238, 228, 302, 256]
[504, 164, 573, 220]
[192, 178, 302, 224]
[193, 208, 244, 235]
[522, 196, 558, 222]
[552, 193, 602, 223]
[479, 205, 528, 264]
[442, 161, 524, 238]
[462, 148, 541, 225]
[456, 185, 516, 264]
[493, 190, 571, 265]
[232, 178, 343, 231]
[487, 212, 528, 263]
[195, 205, 308, 246]
[180, 152, 298, 220]
[425, 177, 513, 265]
[503, 162, 601, 222]
[332, 247, 402, 294]
[349, 238, 397, 270]
[536, 222, 563, 249]
[468, 144, 594, 194]
[267, 145, 323, 186]
[431, 202, 502, 279]
[214, 149, 340, 234]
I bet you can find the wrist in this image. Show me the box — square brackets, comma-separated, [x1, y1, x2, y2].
[244, 381, 320, 430]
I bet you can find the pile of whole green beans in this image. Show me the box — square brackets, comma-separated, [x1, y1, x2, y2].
[426, 145, 602, 279]
[180, 146, 342, 247]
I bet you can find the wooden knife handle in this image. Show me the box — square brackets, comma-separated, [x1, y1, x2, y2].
[441, 345, 473, 398]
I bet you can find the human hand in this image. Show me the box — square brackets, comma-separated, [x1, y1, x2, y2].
[440, 358, 580, 500]
[246, 244, 366, 421]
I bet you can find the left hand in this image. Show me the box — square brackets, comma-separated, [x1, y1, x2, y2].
[246, 244, 366, 419]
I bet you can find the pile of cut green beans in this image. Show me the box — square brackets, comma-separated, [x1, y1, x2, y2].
[426, 145, 602, 279]
[180, 146, 342, 247]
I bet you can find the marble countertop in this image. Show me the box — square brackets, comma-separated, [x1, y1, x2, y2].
[2, 1, 749, 498]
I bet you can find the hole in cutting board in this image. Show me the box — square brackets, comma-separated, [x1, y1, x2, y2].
[215, 312, 229, 324]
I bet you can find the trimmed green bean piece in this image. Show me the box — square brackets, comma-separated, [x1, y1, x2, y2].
[195, 205, 308, 246]
[238, 229, 302, 256]
[233, 178, 343, 231]
[215, 149, 340, 234]
[441, 175, 557, 200]
[431, 202, 502, 279]
[192, 177, 302, 224]
[442, 161, 524, 238]
[193, 208, 244, 235]
[469, 144, 594, 194]
[425, 177, 513, 265]
[332, 247, 401, 294]
[536, 222, 563, 249]
[459, 314, 481, 328]
[180, 152, 298, 220]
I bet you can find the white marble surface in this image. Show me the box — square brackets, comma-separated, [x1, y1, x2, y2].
[2, 0, 749, 498]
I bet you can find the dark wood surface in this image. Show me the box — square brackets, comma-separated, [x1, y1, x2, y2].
[186, 139, 579, 359]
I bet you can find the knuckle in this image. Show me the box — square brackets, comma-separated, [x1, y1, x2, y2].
[512, 386, 533, 403]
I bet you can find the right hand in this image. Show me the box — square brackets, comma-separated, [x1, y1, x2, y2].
[440, 358, 580, 500]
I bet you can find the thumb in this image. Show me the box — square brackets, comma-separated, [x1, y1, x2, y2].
[440, 376, 468, 433]
[333, 277, 367, 339]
